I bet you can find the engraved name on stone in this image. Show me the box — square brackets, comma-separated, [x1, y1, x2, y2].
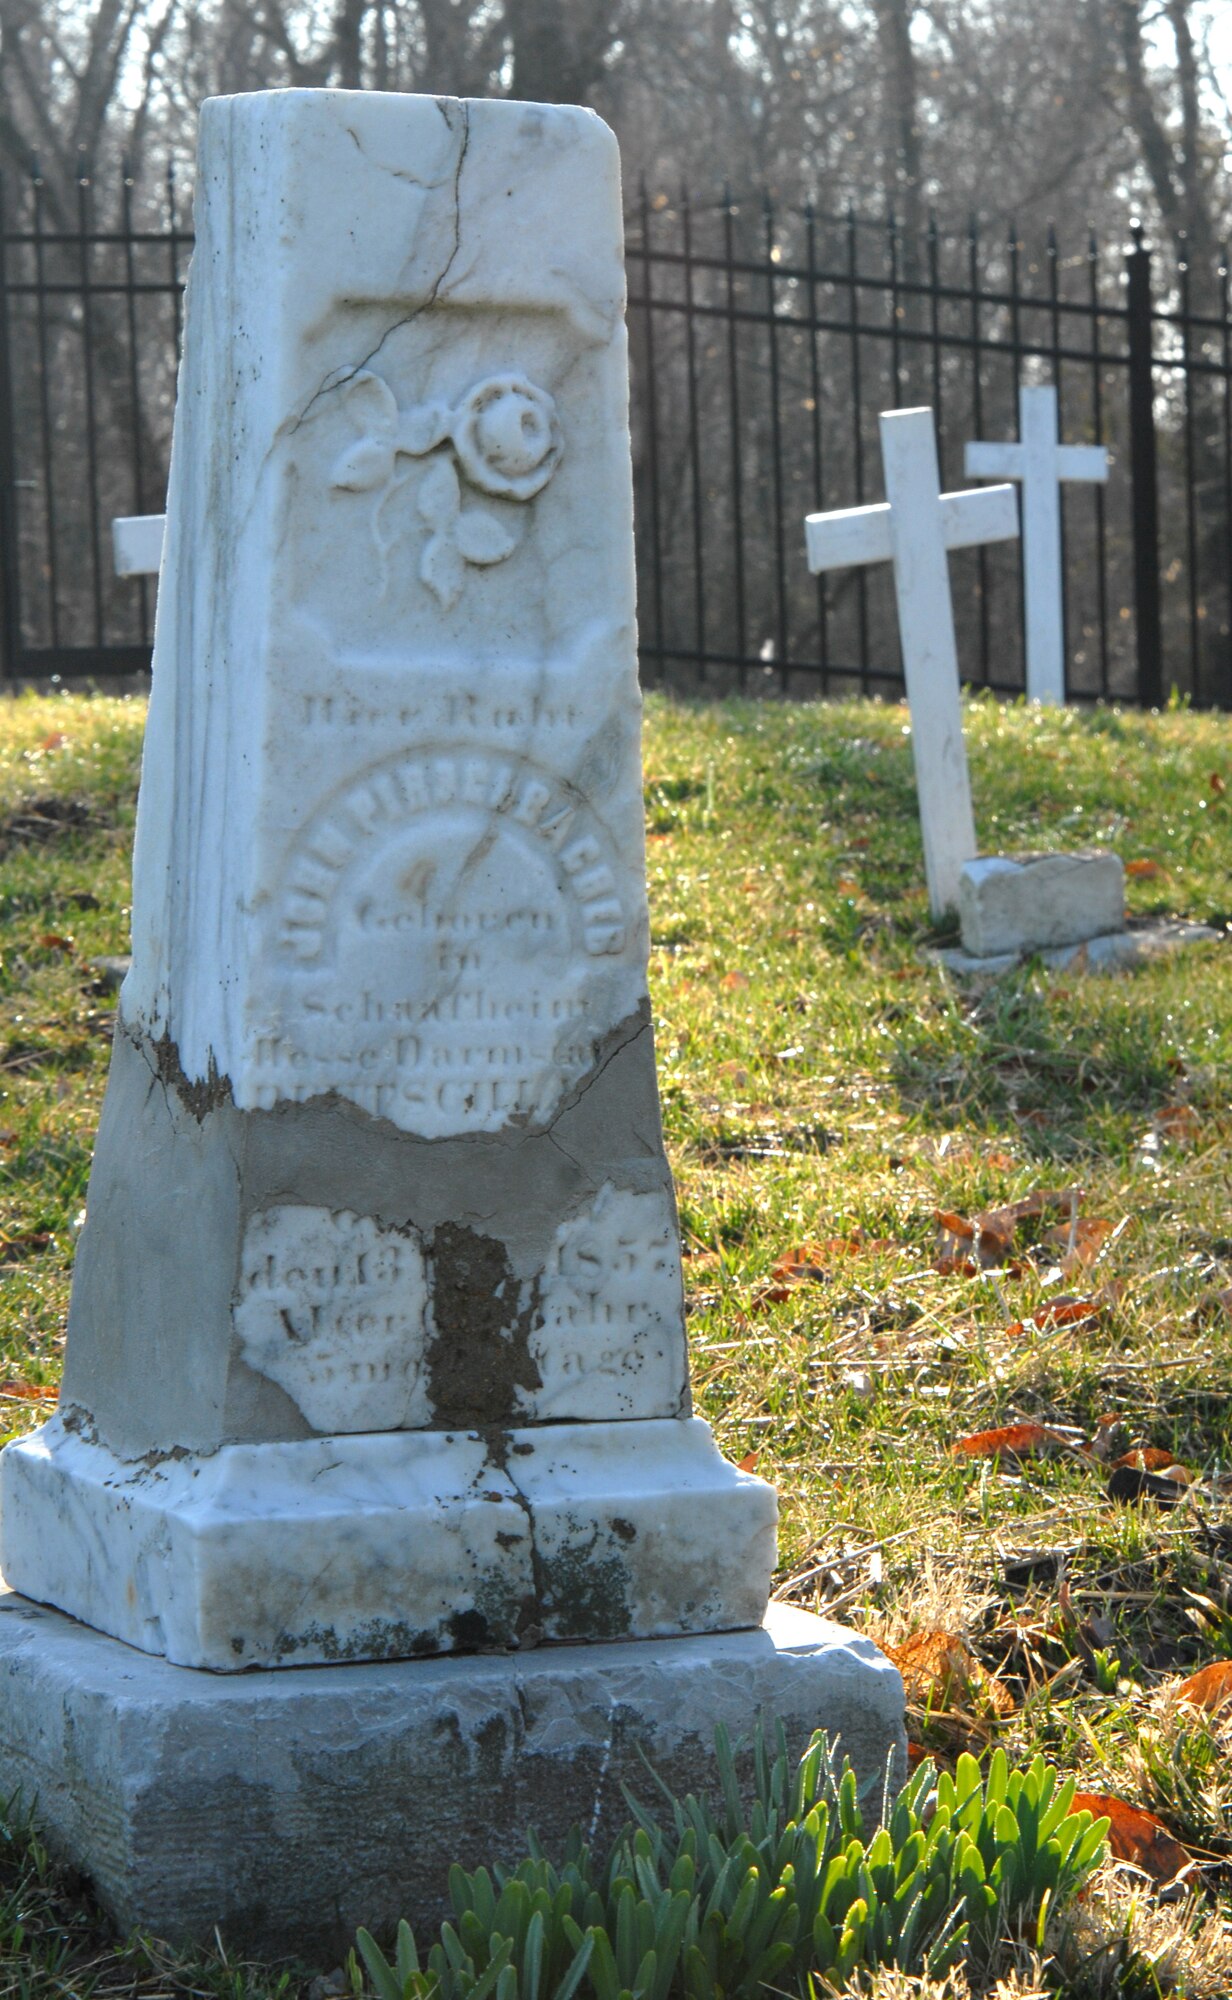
[296, 690, 581, 734]
[253, 747, 628, 1133]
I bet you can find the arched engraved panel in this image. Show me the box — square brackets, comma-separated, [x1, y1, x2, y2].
[247, 749, 631, 1136]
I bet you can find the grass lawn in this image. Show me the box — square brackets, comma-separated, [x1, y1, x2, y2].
[3, 686, 1232, 1996]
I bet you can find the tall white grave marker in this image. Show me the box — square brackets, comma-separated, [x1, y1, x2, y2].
[0, 92, 788, 1672]
[0, 93, 908, 1949]
[965, 384, 1108, 705]
[805, 408, 1018, 917]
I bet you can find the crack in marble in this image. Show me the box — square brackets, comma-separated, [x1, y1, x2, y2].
[285, 99, 471, 443]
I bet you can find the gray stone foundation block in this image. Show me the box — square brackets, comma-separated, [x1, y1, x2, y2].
[0, 1588, 904, 1962]
[934, 915, 1222, 979]
[958, 850, 1125, 958]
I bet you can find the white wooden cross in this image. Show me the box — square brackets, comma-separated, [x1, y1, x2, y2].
[112, 514, 166, 577]
[965, 384, 1107, 706]
[805, 407, 1019, 918]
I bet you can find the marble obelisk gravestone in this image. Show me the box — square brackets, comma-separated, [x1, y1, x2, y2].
[0, 96, 904, 1950]
[0, 91, 777, 1670]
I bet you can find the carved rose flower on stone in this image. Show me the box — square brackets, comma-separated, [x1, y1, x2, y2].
[330, 367, 562, 609]
[451, 376, 562, 500]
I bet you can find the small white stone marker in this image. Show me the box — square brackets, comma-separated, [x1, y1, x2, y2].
[959, 851, 1124, 958]
[111, 514, 166, 577]
[965, 384, 1108, 706]
[805, 408, 1019, 917]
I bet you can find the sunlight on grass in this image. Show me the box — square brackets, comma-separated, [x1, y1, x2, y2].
[2, 685, 1232, 1994]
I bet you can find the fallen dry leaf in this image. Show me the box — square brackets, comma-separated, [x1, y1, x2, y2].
[772, 1243, 832, 1281]
[1175, 1660, 1232, 1714]
[720, 970, 749, 990]
[883, 1628, 1015, 1719]
[737, 1450, 760, 1474]
[0, 1378, 56, 1402]
[933, 1210, 976, 1274]
[1069, 1793, 1190, 1885]
[748, 1285, 796, 1310]
[951, 1423, 1073, 1464]
[1210, 773, 1226, 795]
[37, 933, 73, 953]
[1113, 1447, 1188, 1476]
[750, 1236, 889, 1311]
[1005, 1294, 1109, 1337]
[1040, 1215, 1115, 1275]
[934, 1191, 1082, 1275]
[1152, 1103, 1202, 1145]
[0, 1231, 53, 1264]
[1126, 859, 1166, 880]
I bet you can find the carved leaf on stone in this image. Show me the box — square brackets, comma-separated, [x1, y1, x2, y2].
[331, 370, 398, 491]
[399, 402, 451, 457]
[342, 369, 398, 437]
[332, 437, 395, 492]
[454, 510, 516, 567]
[420, 532, 467, 611]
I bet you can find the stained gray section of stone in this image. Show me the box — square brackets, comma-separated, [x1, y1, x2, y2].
[958, 849, 1124, 958]
[0, 1589, 906, 1960]
[63, 1002, 685, 1460]
[935, 915, 1222, 979]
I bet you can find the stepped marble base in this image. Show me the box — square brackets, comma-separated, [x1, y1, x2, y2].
[0, 1590, 906, 1959]
[0, 1414, 775, 1670]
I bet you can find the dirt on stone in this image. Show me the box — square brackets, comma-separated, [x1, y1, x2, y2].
[425, 1221, 543, 1428]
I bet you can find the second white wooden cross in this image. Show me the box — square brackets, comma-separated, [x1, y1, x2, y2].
[112, 514, 166, 578]
[805, 408, 1019, 918]
[965, 384, 1107, 706]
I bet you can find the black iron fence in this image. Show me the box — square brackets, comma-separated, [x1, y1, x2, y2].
[2, 159, 1230, 706]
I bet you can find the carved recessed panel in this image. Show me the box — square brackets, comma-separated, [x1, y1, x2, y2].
[249, 748, 630, 1135]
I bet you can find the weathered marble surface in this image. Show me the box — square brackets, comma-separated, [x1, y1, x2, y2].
[0, 89, 776, 1666]
[0, 1414, 775, 1669]
[125, 91, 646, 1138]
[935, 914, 1221, 978]
[959, 850, 1124, 958]
[0, 1590, 907, 1955]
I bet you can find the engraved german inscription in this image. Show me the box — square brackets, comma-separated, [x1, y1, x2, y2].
[527, 1188, 686, 1420]
[251, 749, 632, 1136]
[233, 1206, 431, 1432]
